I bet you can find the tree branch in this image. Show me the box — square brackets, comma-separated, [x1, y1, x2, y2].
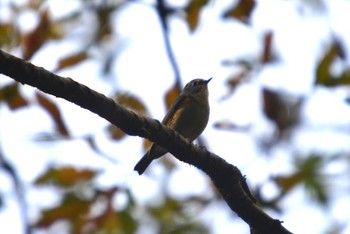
[0, 50, 293, 234]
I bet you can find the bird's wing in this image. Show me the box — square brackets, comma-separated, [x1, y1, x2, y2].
[162, 94, 191, 127]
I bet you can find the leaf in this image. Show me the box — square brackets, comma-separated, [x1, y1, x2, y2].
[113, 92, 148, 116]
[262, 88, 300, 134]
[22, 9, 51, 60]
[54, 52, 89, 72]
[223, 68, 250, 98]
[34, 166, 98, 188]
[36, 92, 70, 137]
[273, 155, 328, 205]
[213, 120, 250, 131]
[260, 31, 276, 64]
[222, 0, 256, 24]
[0, 82, 29, 110]
[108, 92, 149, 140]
[149, 196, 209, 233]
[165, 82, 181, 111]
[185, 0, 209, 32]
[108, 125, 126, 140]
[143, 138, 153, 152]
[33, 193, 92, 228]
[84, 135, 118, 163]
[0, 23, 20, 48]
[95, 4, 114, 41]
[315, 40, 347, 87]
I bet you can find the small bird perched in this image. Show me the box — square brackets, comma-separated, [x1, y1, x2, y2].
[134, 78, 212, 175]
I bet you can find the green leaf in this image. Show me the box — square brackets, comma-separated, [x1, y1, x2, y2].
[33, 193, 92, 228]
[315, 40, 349, 87]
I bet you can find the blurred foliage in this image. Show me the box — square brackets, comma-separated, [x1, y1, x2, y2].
[0, 82, 29, 110]
[223, 0, 256, 24]
[315, 39, 350, 87]
[272, 155, 329, 205]
[36, 92, 70, 138]
[32, 166, 137, 234]
[185, 0, 210, 31]
[1, 0, 350, 233]
[108, 92, 149, 141]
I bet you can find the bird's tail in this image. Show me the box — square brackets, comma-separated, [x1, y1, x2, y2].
[134, 154, 152, 175]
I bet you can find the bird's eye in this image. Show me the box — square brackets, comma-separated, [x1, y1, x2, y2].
[193, 81, 201, 86]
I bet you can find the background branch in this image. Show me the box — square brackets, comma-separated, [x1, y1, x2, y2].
[156, 0, 182, 86]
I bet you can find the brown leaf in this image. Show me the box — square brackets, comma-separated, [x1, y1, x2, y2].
[260, 31, 275, 64]
[0, 82, 29, 110]
[54, 52, 89, 72]
[223, 0, 256, 24]
[185, 0, 209, 31]
[262, 88, 300, 134]
[36, 92, 70, 137]
[22, 9, 51, 60]
[34, 166, 97, 187]
[113, 92, 148, 115]
[227, 69, 249, 91]
[108, 125, 126, 140]
[165, 82, 181, 110]
[108, 92, 149, 140]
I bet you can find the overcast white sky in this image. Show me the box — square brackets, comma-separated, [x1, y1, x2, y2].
[1, 0, 350, 233]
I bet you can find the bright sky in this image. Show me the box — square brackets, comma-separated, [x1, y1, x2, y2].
[1, 0, 350, 233]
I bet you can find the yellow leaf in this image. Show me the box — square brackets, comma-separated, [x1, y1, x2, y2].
[34, 166, 97, 187]
[164, 82, 181, 111]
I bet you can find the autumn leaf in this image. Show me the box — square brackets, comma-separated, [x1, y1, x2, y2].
[0, 82, 29, 110]
[272, 155, 328, 205]
[22, 9, 51, 60]
[54, 52, 89, 72]
[260, 31, 277, 64]
[33, 193, 92, 228]
[34, 166, 98, 188]
[165, 81, 181, 110]
[185, 0, 209, 31]
[36, 92, 70, 137]
[0, 23, 20, 48]
[223, 0, 256, 24]
[262, 88, 301, 135]
[108, 92, 149, 140]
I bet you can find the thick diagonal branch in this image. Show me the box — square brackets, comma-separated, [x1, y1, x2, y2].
[0, 50, 292, 234]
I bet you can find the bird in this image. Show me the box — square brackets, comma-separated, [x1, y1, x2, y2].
[134, 78, 212, 175]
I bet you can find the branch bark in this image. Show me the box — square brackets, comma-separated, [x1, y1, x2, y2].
[0, 50, 293, 234]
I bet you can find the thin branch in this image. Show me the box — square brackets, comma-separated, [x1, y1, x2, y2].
[0, 146, 31, 234]
[0, 50, 293, 234]
[156, 0, 182, 86]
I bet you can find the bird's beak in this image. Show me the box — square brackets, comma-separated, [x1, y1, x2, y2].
[205, 77, 212, 84]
